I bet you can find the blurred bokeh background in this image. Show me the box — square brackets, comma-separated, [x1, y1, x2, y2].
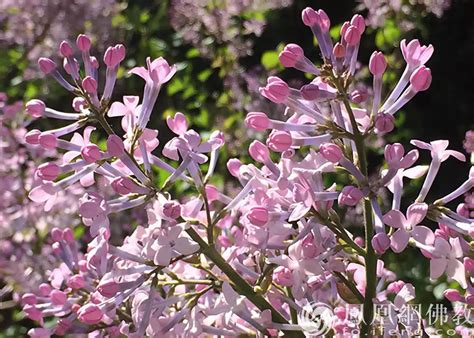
[1, 0, 473, 335]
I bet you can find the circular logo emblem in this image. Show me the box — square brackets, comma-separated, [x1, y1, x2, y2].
[297, 302, 334, 336]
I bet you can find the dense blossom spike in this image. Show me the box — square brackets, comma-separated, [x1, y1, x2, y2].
[1, 7, 470, 338]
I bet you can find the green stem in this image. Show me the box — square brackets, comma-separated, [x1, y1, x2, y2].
[334, 76, 377, 335]
[186, 227, 303, 337]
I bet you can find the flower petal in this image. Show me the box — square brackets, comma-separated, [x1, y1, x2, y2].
[390, 229, 410, 253]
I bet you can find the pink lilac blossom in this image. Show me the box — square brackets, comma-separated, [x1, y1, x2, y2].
[18, 9, 473, 338]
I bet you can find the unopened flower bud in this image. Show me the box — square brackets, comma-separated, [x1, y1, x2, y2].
[50, 289, 67, 305]
[59, 41, 73, 57]
[259, 77, 289, 104]
[272, 266, 293, 286]
[25, 99, 45, 118]
[81, 144, 101, 163]
[36, 162, 60, 181]
[319, 143, 343, 163]
[38, 133, 57, 149]
[247, 207, 269, 227]
[111, 177, 135, 195]
[38, 58, 56, 74]
[338, 186, 364, 206]
[369, 51, 387, 77]
[267, 131, 292, 152]
[249, 141, 270, 163]
[279, 44, 304, 67]
[78, 304, 103, 324]
[76, 34, 91, 51]
[333, 43, 345, 59]
[344, 25, 361, 46]
[67, 275, 85, 289]
[227, 158, 242, 177]
[374, 113, 394, 134]
[444, 289, 463, 302]
[410, 66, 432, 92]
[25, 129, 41, 144]
[82, 76, 97, 93]
[245, 112, 270, 131]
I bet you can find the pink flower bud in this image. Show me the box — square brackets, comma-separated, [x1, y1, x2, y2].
[279, 44, 304, 68]
[62, 228, 74, 243]
[319, 143, 343, 163]
[81, 144, 101, 163]
[67, 275, 85, 289]
[205, 185, 219, 202]
[267, 131, 292, 152]
[350, 90, 367, 104]
[82, 76, 97, 93]
[25, 129, 41, 144]
[227, 158, 242, 177]
[162, 201, 181, 219]
[386, 280, 406, 294]
[301, 7, 319, 26]
[38, 57, 56, 74]
[78, 304, 103, 324]
[464, 257, 474, 275]
[50, 289, 67, 305]
[259, 77, 289, 104]
[344, 25, 361, 46]
[111, 177, 136, 195]
[465, 293, 474, 305]
[25, 99, 46, 118]
[248, 140, 270, 163]
[410, 66, 432, 92]
[52, 242, 61, 254]
[104, 44, 126, 67]
[301, 84, 322, 100]
[76, 34, 91, 51]
[444, 289, 463, 302]
[23, 305, 43, 321]
[334, 306, 346, 320]
[301, 234, 319, 258]
[39, 283, 52, 296]
[51, 227, 63, 241]
[245, 112, 270, 131]
[106, 135, 125, 157]
[59, 41, 73, 57]
[273, 266, 293, 286]
[317, 10, 331, 32]
[97, 280, 118, 297]
[90, 56, 99, 69]
[369, 51, 387, 77]
[350, 14, 366, 35]
[38, 133, 57, 149]
[333, 43, 345, 58]
[384, 143, 405, 166]
[36, 162, 60, 181]
[340, 21, 350, 37]
[21, 293, 37, 305]
[372, 232, 390, 254]
[246, 207, 269, 226]
[338, 186, 364, 206]
[374, 113, 394, 134]
[72, 97, 87, 112]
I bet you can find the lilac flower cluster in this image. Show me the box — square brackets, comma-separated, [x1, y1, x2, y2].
[0, 94, 86, 299]
[20, 8, 473, 337]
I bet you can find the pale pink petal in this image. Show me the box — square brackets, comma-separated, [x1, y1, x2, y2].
[123, 96, 139, 110]
[28, 185, 53, 203]
[433, 237, 451, 256]
[108, 102, 127, 117]
[430, 258, 448, 279]
[166, 112, 188, 136]
[154, 245, 172, 266]
[128, 67, 149, 81]
[382, 209, 407, 228]
[174, 237, 199, 255]
[410, 139, 431, 150]
[406, 202, 428, 226]
[80, 172, 95, 187]
[394, 284, 415, 309]
[83, 126, 96, 144]
[390, 229, 410, 253]
[411, 225, 434, 245]
[444, 150, 466, 162]
[403, 165, 428, 179]
[400, 149, 419, 168]
[446, 259, 467, 288]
